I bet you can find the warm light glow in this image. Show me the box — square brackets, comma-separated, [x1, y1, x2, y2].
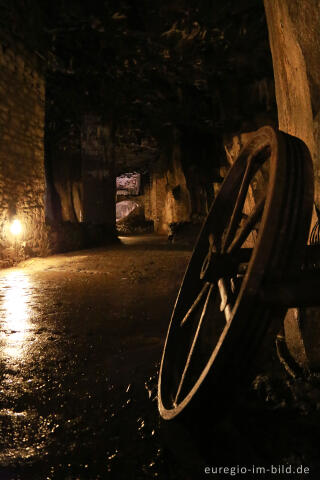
[10, 218, 22, 236]
[1, 271, 32, 360]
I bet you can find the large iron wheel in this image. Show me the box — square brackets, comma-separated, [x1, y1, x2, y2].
[158, 126, 314, 420]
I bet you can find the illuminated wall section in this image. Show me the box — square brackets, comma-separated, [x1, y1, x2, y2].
[0, 42, 47, 266]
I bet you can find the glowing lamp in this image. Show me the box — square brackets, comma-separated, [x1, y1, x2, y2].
[10, 218, 22, 236]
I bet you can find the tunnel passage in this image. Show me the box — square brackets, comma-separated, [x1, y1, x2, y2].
[115, 172, 153, 234]
[0, 0, 278, 265]
[3, 0, 320, 477]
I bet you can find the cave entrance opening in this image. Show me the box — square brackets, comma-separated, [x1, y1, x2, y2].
[116, 171, 153, 235]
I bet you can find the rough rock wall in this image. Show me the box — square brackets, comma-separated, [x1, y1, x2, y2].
[264, 0, 320, 370]
[81, 115, 116, 232]
[49, 148, 82, 223]
[219, 130, 260, 195]
[144, 128, 217, 235]
[45, 115, 117, 249]
[149, 142, 192, 234]
[264, 0, 320, 204]
[0, 42, 48, 265]
[142, 177, 152, 222]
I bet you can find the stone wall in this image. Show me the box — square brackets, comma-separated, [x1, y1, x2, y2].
[81, 115, 116, 232]
[45, 114, 118, 250]
[149, 147, 192, 235]
[264, 0, 320, 371]
[48, 147, 82, 223]
[142, 176, 152, 222]
[144, 129, 215, 235]
[149, 165, 167, 233]
[264, 0, 320, 206]
[0, 41, 48, 266]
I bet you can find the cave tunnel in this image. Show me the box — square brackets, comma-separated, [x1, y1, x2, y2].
[0, 0, 320, 478]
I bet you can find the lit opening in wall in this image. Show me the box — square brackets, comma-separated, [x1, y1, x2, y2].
[10, 218, 22, 236]
[116, 172, 141, 196]
[116, 200, 140, 222]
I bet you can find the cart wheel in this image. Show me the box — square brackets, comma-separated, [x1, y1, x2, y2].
[158, 126, 313, 420]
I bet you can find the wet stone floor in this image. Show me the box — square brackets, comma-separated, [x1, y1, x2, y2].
[0, 235, 192, 480]
[0, 234, 320, 479]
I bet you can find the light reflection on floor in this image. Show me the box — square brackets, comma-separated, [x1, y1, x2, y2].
[0, 242, 194, 478]
[0, 271, 33, 361]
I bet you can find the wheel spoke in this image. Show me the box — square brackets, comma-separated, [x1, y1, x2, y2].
[175, 283, 214, 405]
[227, 195, 266, 254]
[217, 278, 232, 322]
[180, 282, 210, 326]
[222, 156, 254, 252]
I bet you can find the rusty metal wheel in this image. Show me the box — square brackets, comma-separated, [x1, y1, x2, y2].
[158, 126, 314, 420]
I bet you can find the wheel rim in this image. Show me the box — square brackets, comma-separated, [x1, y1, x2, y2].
[158, 127, 313, 420]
